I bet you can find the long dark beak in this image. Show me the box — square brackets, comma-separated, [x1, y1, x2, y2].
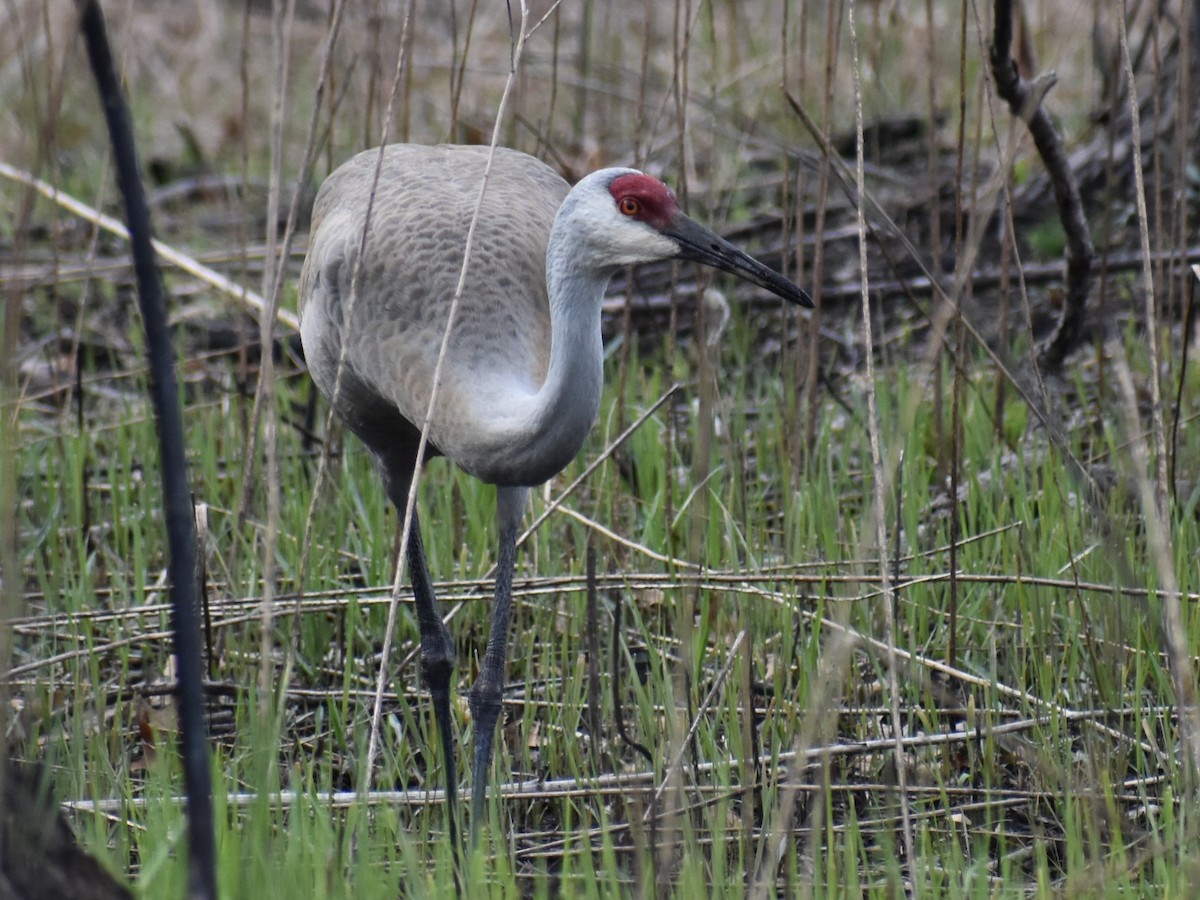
[666, 213, 814, 308]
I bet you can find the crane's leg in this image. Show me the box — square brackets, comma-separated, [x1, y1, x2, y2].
[405, 511, 460, 844]
[468, 486, 529, 844]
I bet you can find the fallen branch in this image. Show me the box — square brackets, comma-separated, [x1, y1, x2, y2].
[0, 160, 298, 333]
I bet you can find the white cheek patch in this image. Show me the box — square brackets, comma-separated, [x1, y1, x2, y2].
[605, 227, 678, 267]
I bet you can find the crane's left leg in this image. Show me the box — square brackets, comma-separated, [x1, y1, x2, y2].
[468, 486, 528, 844]
[406, 512, 460, 842]
[377, 447, 461, 848]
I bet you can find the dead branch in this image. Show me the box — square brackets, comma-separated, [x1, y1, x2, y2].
[991, 0, 1096, 370]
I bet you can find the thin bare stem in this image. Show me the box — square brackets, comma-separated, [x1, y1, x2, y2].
[1116, 0, 1199, 781]
[845, 1, 918, 892]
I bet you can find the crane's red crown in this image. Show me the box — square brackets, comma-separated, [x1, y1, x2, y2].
[608, 173, 678, 230]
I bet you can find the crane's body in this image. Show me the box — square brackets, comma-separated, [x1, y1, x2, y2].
[299, 143, 811, 847]
[302, 145, 575, 484]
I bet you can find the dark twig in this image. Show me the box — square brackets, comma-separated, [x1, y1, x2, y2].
[610, 584, 655, 896]
[991, 0, 1096, 370]
[1170, 270, 1197, 502]
[584, 541, 604, 771]
[611, 589, 653, 767]
[75, 2, 216, 898]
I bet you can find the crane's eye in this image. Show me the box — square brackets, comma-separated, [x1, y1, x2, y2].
[618, 196, 641, 217]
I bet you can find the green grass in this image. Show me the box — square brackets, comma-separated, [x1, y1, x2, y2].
[8, 292, 1200, 896]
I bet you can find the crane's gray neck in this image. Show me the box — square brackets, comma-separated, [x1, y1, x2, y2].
[511, 243, 611, 483]
[461, 193, 617, 487]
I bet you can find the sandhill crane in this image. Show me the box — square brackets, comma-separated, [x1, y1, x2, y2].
[299, 143, 812, 844]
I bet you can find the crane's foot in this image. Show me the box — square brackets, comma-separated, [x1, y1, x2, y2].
[420, 624, 462, 854]
[467, 670, 505, 846]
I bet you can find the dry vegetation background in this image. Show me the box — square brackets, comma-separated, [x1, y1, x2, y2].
[2, 0, 1200, 896]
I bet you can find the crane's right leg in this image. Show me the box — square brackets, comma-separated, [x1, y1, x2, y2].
[467, 486, 529, 845]
[405, 511, 460, 845]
